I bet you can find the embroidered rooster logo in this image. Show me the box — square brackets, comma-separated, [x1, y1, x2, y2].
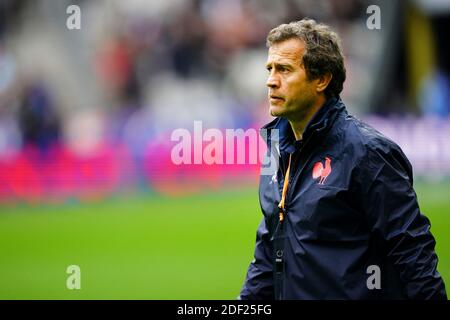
[312, 157, 332, 184]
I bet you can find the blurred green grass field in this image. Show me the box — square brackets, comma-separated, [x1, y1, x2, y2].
[0, 182, 449, 299]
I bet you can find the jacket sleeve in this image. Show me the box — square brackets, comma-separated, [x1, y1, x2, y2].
[358, 145, 447, 300]
[239, 217, 274, 300]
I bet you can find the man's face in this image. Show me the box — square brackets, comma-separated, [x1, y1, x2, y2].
[266, 38, 318, 121]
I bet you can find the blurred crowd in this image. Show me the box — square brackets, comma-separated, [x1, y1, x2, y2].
[0, 0, 382, 153]
[0, 0, 449, 200]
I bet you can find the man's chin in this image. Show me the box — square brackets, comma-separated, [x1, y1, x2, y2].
[269, 105, 286, 117]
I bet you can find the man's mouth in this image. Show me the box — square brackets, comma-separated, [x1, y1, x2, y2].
[269, 95, 284, 101]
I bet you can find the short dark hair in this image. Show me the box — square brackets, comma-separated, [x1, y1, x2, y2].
[266, 18, 346, 98]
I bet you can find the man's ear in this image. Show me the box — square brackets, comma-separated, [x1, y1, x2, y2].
[316, 73, 332, 94]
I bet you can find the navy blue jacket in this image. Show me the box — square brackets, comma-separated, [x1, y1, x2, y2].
[240, 97, 447, 299]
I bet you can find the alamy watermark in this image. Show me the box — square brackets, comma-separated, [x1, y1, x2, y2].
[366, 5, 381, 30]
[366, 265, 381, 290]
[66, 5, 81, 30]
[66, 264, 81, 290]
[170, 121, 279, 176]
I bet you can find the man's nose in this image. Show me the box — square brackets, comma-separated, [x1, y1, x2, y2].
[266, 72, 280, 89]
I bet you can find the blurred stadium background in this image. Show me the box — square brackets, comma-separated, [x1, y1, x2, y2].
[0, 0, 449, 299]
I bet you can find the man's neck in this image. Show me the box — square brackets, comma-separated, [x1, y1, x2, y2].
[288, 95, 326, 141]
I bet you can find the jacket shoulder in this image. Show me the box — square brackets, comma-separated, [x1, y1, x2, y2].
[344, 115, 413, 178]
[345, 116, 398, 150]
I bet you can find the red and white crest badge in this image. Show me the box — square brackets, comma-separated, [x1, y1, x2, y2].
[312, 157, 332, 184]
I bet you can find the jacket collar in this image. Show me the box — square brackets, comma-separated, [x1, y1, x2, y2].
[261, 96, 346, 154]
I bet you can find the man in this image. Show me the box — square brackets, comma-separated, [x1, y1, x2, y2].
[239, 19, 447, 299]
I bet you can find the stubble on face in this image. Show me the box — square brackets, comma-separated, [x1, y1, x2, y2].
[266, 38, 317, 123]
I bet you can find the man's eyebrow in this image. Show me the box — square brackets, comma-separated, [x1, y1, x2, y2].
[265, 61, 294, 69]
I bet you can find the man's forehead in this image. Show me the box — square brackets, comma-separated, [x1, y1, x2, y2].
[267, 38, 305, 64]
